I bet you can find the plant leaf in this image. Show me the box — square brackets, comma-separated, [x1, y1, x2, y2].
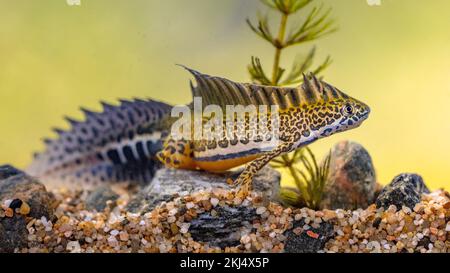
[248, 57, 272, 85]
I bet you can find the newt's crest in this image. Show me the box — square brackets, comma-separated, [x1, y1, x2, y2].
[184, 66, 364, 110]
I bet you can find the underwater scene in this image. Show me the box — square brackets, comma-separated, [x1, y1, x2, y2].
[1, 0, 450, 258]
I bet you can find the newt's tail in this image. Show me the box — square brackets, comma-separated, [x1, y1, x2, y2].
[27, 98, 173, 188]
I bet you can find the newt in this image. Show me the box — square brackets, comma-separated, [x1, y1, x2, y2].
[27, 67, 370, 196]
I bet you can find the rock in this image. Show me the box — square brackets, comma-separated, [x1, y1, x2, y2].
[0, 165, 56, 252]
[375, 173, 429, 210]
[189, 205, 258, 248]
[0, 165, 22, 180]
[127, 166, 280, 213]
[321, 141, 377, 210]
[85, 186, 119, 211]
[417, 236, 432, 250]
[0, 215, 28, 253]
[0, 165, 56, 219]
[284, 218, 335, 253]
[373, 182, 384, 200]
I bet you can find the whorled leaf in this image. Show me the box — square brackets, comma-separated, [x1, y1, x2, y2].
[280, 46, 332, 85]
[285, 5, 337, 47]
[261, 0, 313, 15]
[248, 57, 272, 85]
[276, 148, 331, 209]
[246, 13, 275, 45]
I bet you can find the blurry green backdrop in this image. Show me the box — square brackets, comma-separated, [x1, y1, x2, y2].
[1, 0, 449, 189]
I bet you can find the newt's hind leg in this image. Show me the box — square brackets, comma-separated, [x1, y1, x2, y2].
[157, 137, 197, 170]
[233, 141, 292, 198]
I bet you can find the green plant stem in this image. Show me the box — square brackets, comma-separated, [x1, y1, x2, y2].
[271, 12, 294, 173]
[270, 10, 307, 198]
[271, 13, 288, 85]
[249, 0, 334, 209]
[288, 165, 306, 196]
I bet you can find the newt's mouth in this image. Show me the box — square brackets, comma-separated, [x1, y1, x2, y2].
[361, 112, 370, 120]
[358, 110, 370, 121]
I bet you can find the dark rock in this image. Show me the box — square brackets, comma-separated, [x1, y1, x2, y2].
[284, 218, 335, 253]
[189, 206, 258, 248]
[85, 186, 119, 211]
[373, 182, 384, 201]
[0, 165, 22, 180]
[417, 236, 432, 250]
[372, 217, 382, 229]
[375, 173, 429, 210]
[321, 141, 377, 210]
[127, 166, 280, 213]
[0, 166, 56, 219]
[0, 165, 56, 252]
[9, 199, 23, 210]
[0, 216, 28, 252]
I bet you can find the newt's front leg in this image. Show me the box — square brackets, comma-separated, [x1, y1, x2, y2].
[233, 141, 293, 198]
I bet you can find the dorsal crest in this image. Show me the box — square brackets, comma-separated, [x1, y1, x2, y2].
[301, 73, 349, 104]
[182, 66, 350, 110]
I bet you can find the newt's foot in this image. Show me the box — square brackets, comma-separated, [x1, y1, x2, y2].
[236, 182, 251, 199]
[230, 173, 252, 198]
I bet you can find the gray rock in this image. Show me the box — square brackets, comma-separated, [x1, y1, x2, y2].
[284, 218, 335, 253]
[321, 141, 377, 210]
[0, 165, 22, 180]
[189, 206, 258, 248]
[85, 186, 119, 211]
[375, 173, 429, 210]
[0, 166, 56, 219]
[0, 165, 56, 252]
[0, 216, 28, 253]
[127, 166, 280, 213]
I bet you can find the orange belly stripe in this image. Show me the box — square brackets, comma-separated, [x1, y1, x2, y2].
[194, 154, 261, 172]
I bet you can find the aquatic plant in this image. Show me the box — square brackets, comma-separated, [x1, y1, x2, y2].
[246, 0, 336, 209]
[272, 148, 331, 209]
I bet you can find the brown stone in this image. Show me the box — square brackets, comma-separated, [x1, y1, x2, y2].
[0, 165, 56, 252]
[321, 141, 377, 210]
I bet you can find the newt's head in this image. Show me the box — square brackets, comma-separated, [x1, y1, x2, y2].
[298, 74, 370, 141]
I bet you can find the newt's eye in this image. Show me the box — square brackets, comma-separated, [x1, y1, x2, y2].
[342, 104, 354, 116]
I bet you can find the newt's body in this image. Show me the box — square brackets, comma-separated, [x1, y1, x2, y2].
[28, 67, 370, 194]
[157, 68, 370, 195]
